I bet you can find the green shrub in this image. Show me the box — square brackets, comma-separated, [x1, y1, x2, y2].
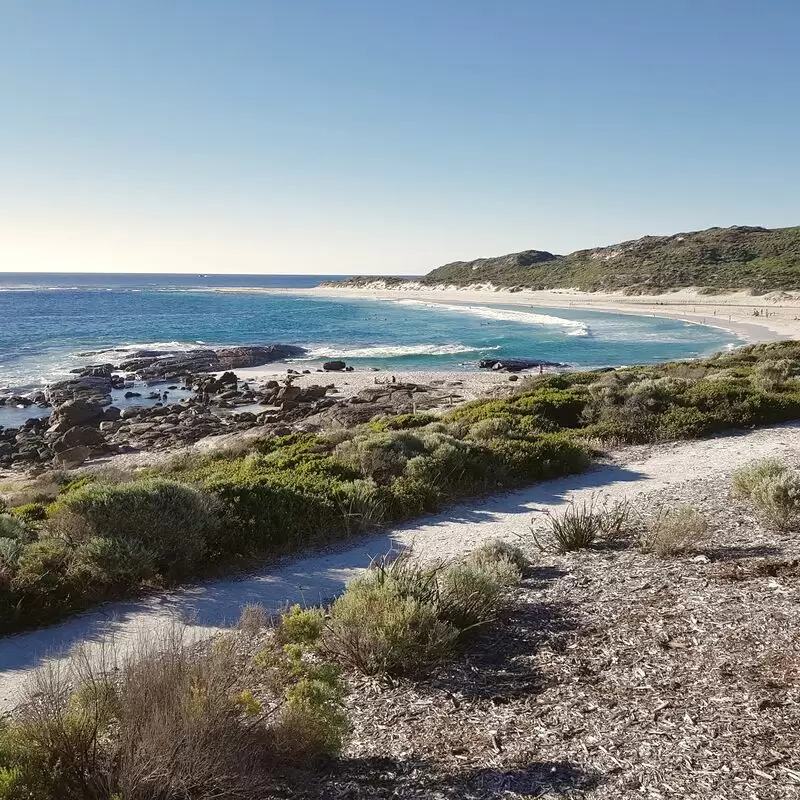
[380, 412, 438, 430]
[748, 469, 800, 530]
[10, 503, 47, 523]
[732, 458, 787, 499]
[0, 515, 31, 543]
[12, 538, 72, 595]
[639, 505, 710, 556]
[323, 570, 457, 676]
[467, 539, 528, 573]
[752, 359, 795, 392]
[656, 406, 716, 440]
[67, 537, 155, 590]
[279, 604, 325, 646]
[437, 560, 516, 630]
[59, 480, 218, 576]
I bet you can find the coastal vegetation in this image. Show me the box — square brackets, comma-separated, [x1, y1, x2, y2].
[0, 544, 523, 799]
[3, 340, 800, 632]
[330, 225, 800, 293]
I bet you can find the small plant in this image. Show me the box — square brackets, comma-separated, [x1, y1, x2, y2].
[237, 603, 269, 635]
[467, 538, 529, 573]
[10, 503, 47, 523]
[639, 505, 710, 557]
[322, 570, 457, 676]
[532, 497, 629, 553]
[437, 561, 514, 630]
[0, 515, 31, 543]
[279, 604, 325, 646]
[731, 458, 800, 529]
[748, 469, 800, 530]
[732, 458, 787, 499]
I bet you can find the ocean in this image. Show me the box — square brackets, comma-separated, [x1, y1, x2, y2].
[0, 272, 741, 425]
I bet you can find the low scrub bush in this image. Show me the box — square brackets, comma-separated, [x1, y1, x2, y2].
[638, 505, 710, 556]
[9, 503, 47, 523]
[748, 469, 800, 530]
[58, 479, 219, 577]
[467, 538, 529, 573]
[0, 624, 347, 799]
[731, 458, 787, 499]
[323, 569, 456, 676]
[321, 548, 522, 676]
[731, 458, 800, 529]
[532, 497, 629, 553]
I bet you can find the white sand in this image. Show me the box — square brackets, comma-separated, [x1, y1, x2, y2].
[234, 284, 800, 343]
[2, 422, 799, 712]
[232, 366, 519, 401]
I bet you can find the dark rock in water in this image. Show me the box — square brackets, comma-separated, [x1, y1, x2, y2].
[323, 361, 346, 371]
[478, 358, 565, 372]
[47, 375, 113, 406]
[124, 391, 141, 399]
[119, 349, 219, 379]
[118, 345, 308, 381]
[0, 395, 33, 407]
[216, 345, 306, 369]
[70, 363, 116, 378]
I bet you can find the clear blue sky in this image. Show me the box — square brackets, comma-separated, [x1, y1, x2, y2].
[1, 0, 798, 274]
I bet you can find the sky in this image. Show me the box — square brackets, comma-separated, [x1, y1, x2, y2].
[1, 1, 799, 275]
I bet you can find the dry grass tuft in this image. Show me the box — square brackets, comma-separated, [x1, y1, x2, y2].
[638, 504, 710, 557]
[532, 497, 629, 553]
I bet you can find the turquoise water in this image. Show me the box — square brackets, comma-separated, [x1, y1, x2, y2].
[0, 272, 741, 397]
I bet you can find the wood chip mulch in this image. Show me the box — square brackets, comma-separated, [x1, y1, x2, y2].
[290, 477, 800, 799]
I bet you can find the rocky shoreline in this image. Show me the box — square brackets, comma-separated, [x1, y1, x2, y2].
[1, 345, 513, 473]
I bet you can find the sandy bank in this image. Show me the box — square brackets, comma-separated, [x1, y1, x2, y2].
[239, 284, 800, 343]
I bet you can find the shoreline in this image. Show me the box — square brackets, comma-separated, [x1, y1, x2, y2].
[238, 284, 798, 344]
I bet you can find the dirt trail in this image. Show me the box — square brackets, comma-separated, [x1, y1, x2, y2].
[2, 423, 798, 712]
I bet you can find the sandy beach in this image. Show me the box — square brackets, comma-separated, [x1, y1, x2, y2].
[233, 283, 800, 343]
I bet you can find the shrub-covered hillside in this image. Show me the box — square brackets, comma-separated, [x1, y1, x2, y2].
[3, 340, 800, 633]
[420, 225, 800, 293]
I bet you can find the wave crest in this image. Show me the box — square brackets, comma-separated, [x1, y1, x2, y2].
[301, 343, 500, 359]
[395, 299, 589, 336]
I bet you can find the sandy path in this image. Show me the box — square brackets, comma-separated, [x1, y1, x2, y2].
[1, 423, 799, 711]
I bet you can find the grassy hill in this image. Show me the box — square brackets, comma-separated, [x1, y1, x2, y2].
[421, 225, 800, 293]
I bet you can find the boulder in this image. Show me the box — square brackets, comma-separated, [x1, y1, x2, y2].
[50, 398, 106, 427]
[46, 375, 113, 405]
[52, 426, 107, 453]
[216, 345, 307, 369]
[323, 360, 346, 372]
[69, 363, 116, 378]
[102, 406, 121, 421]
[53, 446, 90, 468]
[479, 358, 566, 372]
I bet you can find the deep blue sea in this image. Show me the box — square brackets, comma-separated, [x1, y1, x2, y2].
[0, 272, 742, 424]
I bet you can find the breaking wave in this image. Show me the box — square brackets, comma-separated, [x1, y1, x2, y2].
[394, 300, 590, 336]
[301, 343, 501, 360]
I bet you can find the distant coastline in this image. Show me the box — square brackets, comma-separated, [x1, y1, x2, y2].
[219, 283, 796, 344]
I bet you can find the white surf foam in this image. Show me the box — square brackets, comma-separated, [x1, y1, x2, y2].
[301, 343, 500, 360]
[394, 300, 589, 336]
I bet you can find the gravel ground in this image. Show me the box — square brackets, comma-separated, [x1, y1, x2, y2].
[315, 469, 800, 798]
